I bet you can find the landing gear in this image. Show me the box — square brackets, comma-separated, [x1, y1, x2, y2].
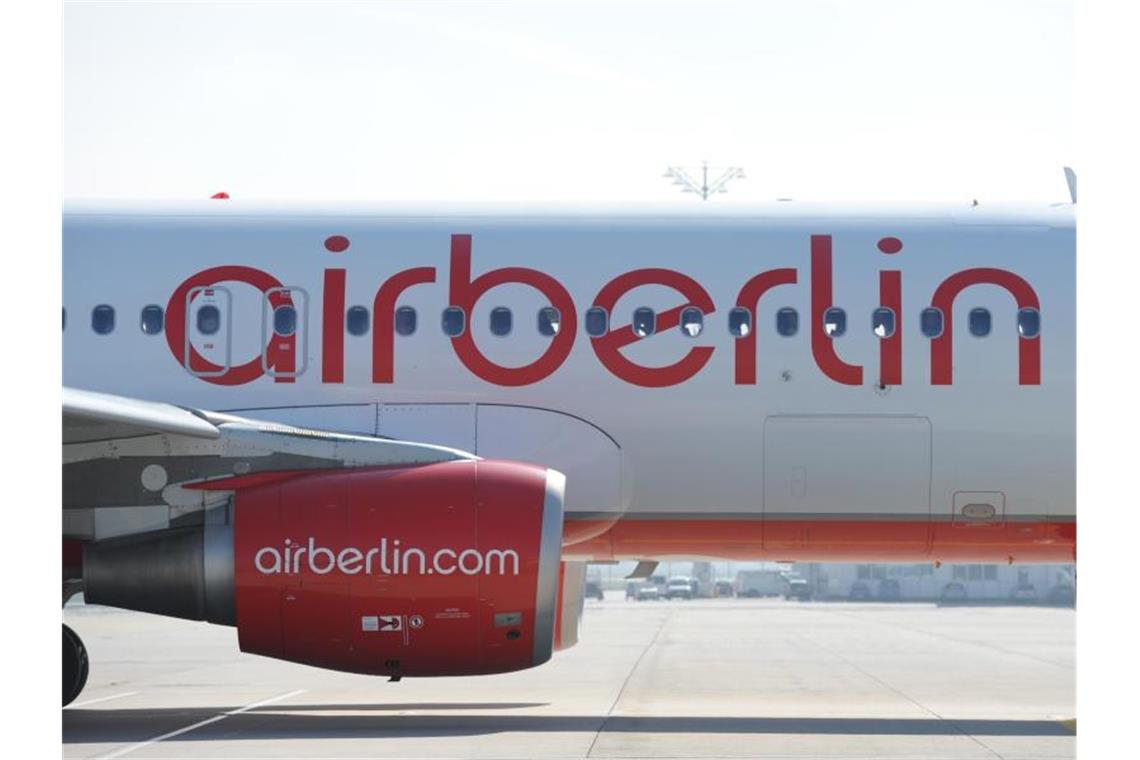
[63, 623, 88, 707]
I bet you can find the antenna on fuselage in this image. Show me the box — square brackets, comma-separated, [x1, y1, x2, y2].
[1063, 167, 1076, 204]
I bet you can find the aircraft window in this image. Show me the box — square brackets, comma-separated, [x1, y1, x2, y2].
[273, 305, 297, 336]
[775, 307, 798, 337]
[197, 305, 220, 335]
[823, 307, 846, 337]
[728, 307, 752, 338]
[538, 306, 561, 336]
[920, 307, 944, 338]
[91, 305, 115, 335]
[140, 305, 164, 335]
[872, 307, 896, 338]
[62, 308, 66, 331]
[490, 306, 512, 336]
[680, 307, 703, 337]
[442, 306, 465, 337]
[633, 307, 656, 337]
[345, 306, 370, 336]
[1017, 307, 1041, 339]
[968, 307, 991, 337]
[395, 306, 417, 336]
[585, 307, 608, 337]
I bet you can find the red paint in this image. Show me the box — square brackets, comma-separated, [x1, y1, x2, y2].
[879, 270, 902, 385]
[877, 237, 903, 254]
[233, 460, 556, 677]
[371, 267, 436, 383]
[811, 235, 863, 385]
[733, 268, 797, 384]
[161, 233, 1047, 390]
[449, 234, 578, 386]
[560, 516, 1075, 564]
[929, 268, 1041, 385]
[590, 268, 716, 387]
[164, 266, 295, 385]
[324, 235, 350, 253]
[210, 192, 230, 199]
[322, 269, 346, 383]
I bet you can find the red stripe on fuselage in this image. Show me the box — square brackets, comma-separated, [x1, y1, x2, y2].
[562, 517, 1075, 564]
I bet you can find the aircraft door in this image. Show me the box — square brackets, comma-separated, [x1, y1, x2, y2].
[184, 286, 232, 377]
[261, 286, 309, 379]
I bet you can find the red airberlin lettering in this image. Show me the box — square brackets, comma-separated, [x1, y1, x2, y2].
[166, 266, 296, 385]
[811, 235, 863, 385]
[590, 269, 716, 387]
[163, 234, 1043, 387]
[734, 268, 797, 385]
[449, 234, 577, 386]
[929, 268, 1041, 385]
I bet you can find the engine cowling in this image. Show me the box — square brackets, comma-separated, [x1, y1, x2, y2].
[84, 459, 566, 679]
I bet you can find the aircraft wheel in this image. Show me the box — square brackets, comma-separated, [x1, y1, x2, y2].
[63, 623, 89, 707]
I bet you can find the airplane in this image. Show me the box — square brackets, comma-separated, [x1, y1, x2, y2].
[62, 199, 1075, 706]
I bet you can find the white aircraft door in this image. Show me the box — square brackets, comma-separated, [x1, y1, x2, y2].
[184, 286, 232, 377]
[261, 286, 309, 379]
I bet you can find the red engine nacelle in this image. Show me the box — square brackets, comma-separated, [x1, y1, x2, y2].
[232, 460, 565, 678]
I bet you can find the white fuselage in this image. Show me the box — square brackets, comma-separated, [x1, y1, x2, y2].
[63, 202, 1075, 562]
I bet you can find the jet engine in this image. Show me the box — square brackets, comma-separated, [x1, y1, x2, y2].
[83, 460, 567, 679]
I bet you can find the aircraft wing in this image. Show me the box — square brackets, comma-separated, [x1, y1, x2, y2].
[63, 387, 477, 540]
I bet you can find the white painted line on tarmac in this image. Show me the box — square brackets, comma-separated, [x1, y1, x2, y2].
[94, 688, 306, 760]
[65, 691, 140, 709]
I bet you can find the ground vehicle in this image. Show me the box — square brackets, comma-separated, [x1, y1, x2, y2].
[627, 581, 660, 601]
[940, 582, 968, 603]
[877, 578, 902, 601]
[648, 575, 668, 596]
[784, 576, 813, 601]
[585, 579, 605, 601]
[713, 580, 735, 598]
[736, 569, 786, 598]
[849, 581, 872, 600]
[665, 576, 694, 600]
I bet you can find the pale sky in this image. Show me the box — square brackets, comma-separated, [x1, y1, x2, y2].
[64, 0, 1073, 203]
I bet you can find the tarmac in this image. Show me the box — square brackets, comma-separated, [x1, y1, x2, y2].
[63, 593, 1075, 759]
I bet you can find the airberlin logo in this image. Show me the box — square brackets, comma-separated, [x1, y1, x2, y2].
[167, 233, 1042, 388]
[254, 537, 521, 577]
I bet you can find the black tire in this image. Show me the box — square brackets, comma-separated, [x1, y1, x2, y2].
[63, 623, 89, 707]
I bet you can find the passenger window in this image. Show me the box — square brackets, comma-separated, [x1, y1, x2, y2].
[273, 305, 297, 336]
[62, 308, 66, 331]
[345, 306, 370, 336]
[91, 305, 115, 335]
[872, 307, 896, 338]
[968, 307, 991, 337]
[197, 305, 220, 336]
[395, 306, 417, 336]
[728, 307, 752, 338]
[140, 305, 164, 335]
[920, 307, 943, 338]
[538, 306, 561, 337]
[490, 306, 512, 336]
[442, 306, 465, 337]
[775, 307, 798, 337]
[1017, 307, 1040, 339]
[585, 307, 608, 337]
[680, 307, 703, 337]
[823, 307, 846, 337]
[633, 307, 656, 337]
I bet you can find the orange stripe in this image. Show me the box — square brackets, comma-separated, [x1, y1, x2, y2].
[562, 518, 1075, 564]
